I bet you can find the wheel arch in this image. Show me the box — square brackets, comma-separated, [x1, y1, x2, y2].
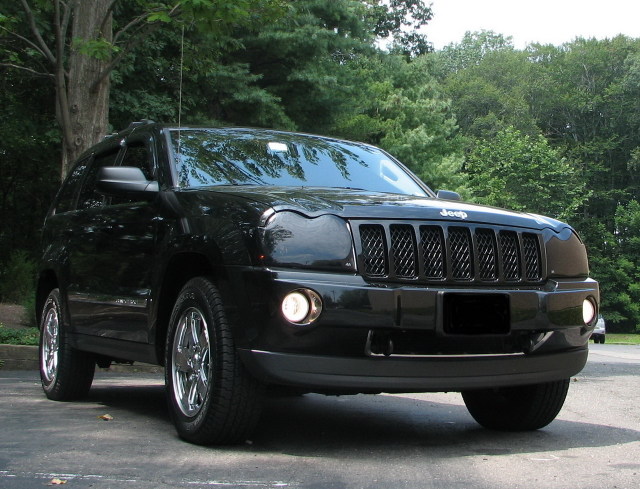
[36, 270, 59, 327]
[154, 251, 229, 365]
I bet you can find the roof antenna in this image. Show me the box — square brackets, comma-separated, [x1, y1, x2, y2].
[176, 23, 185, 160]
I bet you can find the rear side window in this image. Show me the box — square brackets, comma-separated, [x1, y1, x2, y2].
[77, 151, 119, 210]
[110, 142, 155, 206]
[54, 158, 90, 213]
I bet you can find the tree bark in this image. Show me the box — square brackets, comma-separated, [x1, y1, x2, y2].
[60, 0, 113, 178]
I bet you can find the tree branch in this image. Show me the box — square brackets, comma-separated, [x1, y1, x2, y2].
[112, 14, 149, 45]
[60, 0, 77, 49]
[19, 0, 56, 65]
[97, 2, 185, 88]
[113, 3, 182, 45]
[99, 0, 119, 38]
[93, 19, 164, 90]
[0, 25, 51, 63]
[0, 62, 54, 78]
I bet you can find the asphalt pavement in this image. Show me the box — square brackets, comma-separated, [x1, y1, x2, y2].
[0, 344, 638, 489]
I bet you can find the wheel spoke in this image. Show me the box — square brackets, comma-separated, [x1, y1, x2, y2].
[196, 369, 208, 400]
[197, 328, 208, 351]
[187, 375, 199, 408]
[189, 312, 201, 347]
[173, 347, 190, 372]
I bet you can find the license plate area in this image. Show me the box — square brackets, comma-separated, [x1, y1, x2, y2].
[443, 293, 510, 335]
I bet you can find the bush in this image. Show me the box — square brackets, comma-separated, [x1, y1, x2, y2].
[0, 250, 36, 304]
[0, 324, 39, 346]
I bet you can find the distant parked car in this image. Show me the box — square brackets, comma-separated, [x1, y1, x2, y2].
[591, 315, 606, 343]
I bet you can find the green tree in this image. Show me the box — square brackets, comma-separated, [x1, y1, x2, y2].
[434, 30, 514, 75]
[526, 37, 640, 218]
[0, 0, 287, 178]
[435, 33, 538, 139]
[465, 127, 586, 220]
[0, 67, 59, 261]
[589, 200, 640, 332]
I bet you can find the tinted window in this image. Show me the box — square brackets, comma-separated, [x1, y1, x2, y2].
[55, 158, 90, 213]
[77, 150, 119, 210]
[108, 142, 155, 206]
[121, 143, 153, 180]
[170, 129, 429, 197]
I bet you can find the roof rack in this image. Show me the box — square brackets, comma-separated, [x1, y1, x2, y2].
[126, 119, 156, 130]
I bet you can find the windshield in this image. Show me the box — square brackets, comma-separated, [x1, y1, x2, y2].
[169, 128, 430, 197]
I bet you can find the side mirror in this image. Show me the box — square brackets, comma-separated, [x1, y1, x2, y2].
[436, 189, 461, 201]
[97, 167, 159, 195]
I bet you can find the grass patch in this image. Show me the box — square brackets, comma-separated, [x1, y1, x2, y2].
[606, 333, 640, 345]
[0, 324, 39, 346]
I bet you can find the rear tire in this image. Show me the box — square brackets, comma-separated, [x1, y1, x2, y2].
[165, 277, 263, 445]
[39, 289, 95, 401]
[462, 379, 570, 431]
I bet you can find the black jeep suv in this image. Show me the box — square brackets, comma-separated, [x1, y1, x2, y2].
[37, 121, 599, 444]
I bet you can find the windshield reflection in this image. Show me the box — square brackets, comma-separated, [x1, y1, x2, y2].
[170, 128, 428, 196]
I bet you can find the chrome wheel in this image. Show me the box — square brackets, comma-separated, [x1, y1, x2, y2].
[166, 278, 263, 444]
[41, 303, 60, 383]
[171, 307, 212, 417]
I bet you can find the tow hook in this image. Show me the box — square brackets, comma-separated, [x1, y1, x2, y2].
[365, 330, 394, 357]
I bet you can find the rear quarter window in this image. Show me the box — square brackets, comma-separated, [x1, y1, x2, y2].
[54, 158, 90, 214]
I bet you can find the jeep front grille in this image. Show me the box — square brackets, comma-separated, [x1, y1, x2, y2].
[357, 222, 544, 284]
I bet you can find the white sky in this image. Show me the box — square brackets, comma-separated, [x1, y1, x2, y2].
[427, 0, 640, 49]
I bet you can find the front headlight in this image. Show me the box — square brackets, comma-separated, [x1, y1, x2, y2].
[545, 227, 590, 278]
[259, 211, 356, 272]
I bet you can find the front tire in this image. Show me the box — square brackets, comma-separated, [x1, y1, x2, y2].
[462, 379, 570, 431]
[165, 277, 263, 445]
[39, 289, 95, 400]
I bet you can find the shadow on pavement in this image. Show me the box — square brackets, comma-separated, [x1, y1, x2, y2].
[76, 372, 640, 458]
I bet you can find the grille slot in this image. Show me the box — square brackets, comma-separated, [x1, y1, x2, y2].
[390, 224, 418, 278]
[449, 227, 473, 280]
[357, 222, 543, 284]
[420, 226, 445, 279]
[499, 231, 521, 281]
[360, 224, 387, 277]
[523, 233, 542, 281]
[476, 228, 498, 280]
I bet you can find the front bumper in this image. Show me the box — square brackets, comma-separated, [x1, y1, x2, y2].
[229, 268, 598, 392]
[239, 347, 588, 392]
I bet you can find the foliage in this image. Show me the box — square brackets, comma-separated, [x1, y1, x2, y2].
[0, 0, 290, 176]
[434, 30, 515, 74]
[586, 200, 640, 332]
[0, 324, 39, 346]
[0, 67, 59, 266]
[0, 251, 37, 305]
[465, 127, 587, 220]
[606, 334, 640, 345]
[367, 0, 434, 57]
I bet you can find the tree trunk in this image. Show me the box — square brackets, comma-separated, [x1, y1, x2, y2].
[59, 0, 113, 178]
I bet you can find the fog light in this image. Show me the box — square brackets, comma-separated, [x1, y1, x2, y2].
[281, 289, 322, 324]
[582, 299, 596, 325]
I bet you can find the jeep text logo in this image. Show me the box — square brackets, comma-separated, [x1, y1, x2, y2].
[440, 208, 468, 220]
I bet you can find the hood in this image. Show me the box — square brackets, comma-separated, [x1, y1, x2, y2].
[195, 186, 570, 232]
